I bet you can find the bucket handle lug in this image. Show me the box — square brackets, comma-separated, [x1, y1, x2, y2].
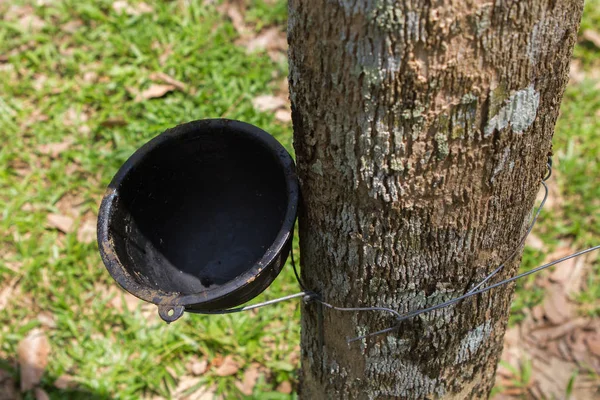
[158, 305, 185, 323]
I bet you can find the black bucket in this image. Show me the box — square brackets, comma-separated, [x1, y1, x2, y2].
[97, 119, 299, 322]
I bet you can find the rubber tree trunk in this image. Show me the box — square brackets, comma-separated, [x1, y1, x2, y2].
[288, 1, 583, 398]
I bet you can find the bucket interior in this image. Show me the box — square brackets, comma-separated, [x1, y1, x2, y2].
[108, 127, 288, 295]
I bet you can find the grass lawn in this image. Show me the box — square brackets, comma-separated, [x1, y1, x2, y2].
[0, 1, 598, 399]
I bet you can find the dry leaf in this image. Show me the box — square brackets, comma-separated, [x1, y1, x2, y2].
[135, 84, 176, 102]
[276, 381, 292, 394]
[215, 355, 239, 377]
[541, 285, 573, 325]
[246, 27, 286, 54]
[0, 369, 18, 400]
[0, 276, 20, 310]
[47, 214, 74, 233]
[3, 259, 22, 273]
[34, 388, 49, 400]
[569, 59, 585, 85]
[77, 215, 96, 244]
[37, 312, 56, 329]
[172, 375, 200, 396]
[149, 72, 187, 92]
[56, 193, 85, 217]
[64, 107, 89, 126]
[136, 2, 153, 13]
[274, 109, 291, 123]
[585, 333, 600, 357]
[82, 71, 98, 83]
[100, 118, 127, 127]
[252, 95, 287, 112]
[562, 256, 587, 295]
[234, 363, 260, 395]
[583, 30, 600, 48]
[525, 234, 544, 251]
[153, 42, 174, 66]
[19, 14, 45, 32]
[548, 257, 576, 284]
[32, 74, 48, 91]
[18, 328, 50, 391]
[187, 358, 208, 376]
[38, 140, 72, 158]
[9, 159, 30, 177]
[172, 376, 215, 400]
[222, 4, 249, 37]
[109, 290, 141, 313]
[529, 318, 587, 343]
[61, 20, 83, 33]
[113, 1, 153, 16]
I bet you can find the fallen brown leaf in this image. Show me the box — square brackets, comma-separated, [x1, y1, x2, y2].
[113, 1, 153, 16]
[32, 74, 48, 91]
[541, 284, 573, 325]
[585, 332, 600, 357]
[64, 107, 89, 126]
[151, 41, 174, 66]
[211, 354, 224, 368]
[274, 109, 291, 123]
[19, 14, 45, 32]
[562, 256, 587, 296]
[222, 4, 250, 37]
[525, 234, 545, 251]
[109, 290, 141, 313]
[34, 387, 49, 400]
[245, 27, 286, 54]
[582, 30, 600, 48]
[187, 357, 208, 376]
[569, 59, 585, 85]
[215, 355, 239, 377]
[9, 159, 30, 177]
[496, 285, 600, 399]
[100, 118, 127, 128]
[47, 214, 74, 234]
[0, 275, 21, 311]
[149, 72, 187, 92]
[134, 84, 176, 102]
[18, 328, 50, 391]
[61, 20, 83, 33]
[234, 363, 260, 396]
[252, 95, 287, 112]
[276, 380, 292, 394]
[56, 192, 85, 217]
[529, 318, 587, 343]
[37, 312, 56, 329]
[0, 369, 19, 400]
[54, 374, 77, 390]
[172, 376, 215, 400]
[77, 214, 96, 244]
[82, 71, 98, 83]
[3, 259, 22, 273]
[37, 140, 73, 158]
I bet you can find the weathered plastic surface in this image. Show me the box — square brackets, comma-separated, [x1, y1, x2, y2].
[97, 119, 299, 322]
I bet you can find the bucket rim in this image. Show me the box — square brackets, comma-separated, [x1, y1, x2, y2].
[97, 118, 299, 310]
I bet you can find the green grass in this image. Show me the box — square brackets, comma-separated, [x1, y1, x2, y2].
[1, 1, 297, 399]
[0, 0, 599, 399]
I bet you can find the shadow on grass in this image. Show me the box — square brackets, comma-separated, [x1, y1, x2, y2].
[1, 358, 113, 400]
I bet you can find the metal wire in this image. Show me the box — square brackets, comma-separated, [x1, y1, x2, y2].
[186, 291, 311, 315]
[465, 180, 548, 296]
[347, 244, 600, 343]
[185, 158, 600, 345]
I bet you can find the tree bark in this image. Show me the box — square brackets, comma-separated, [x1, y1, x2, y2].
[288, 0, 583, 398]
